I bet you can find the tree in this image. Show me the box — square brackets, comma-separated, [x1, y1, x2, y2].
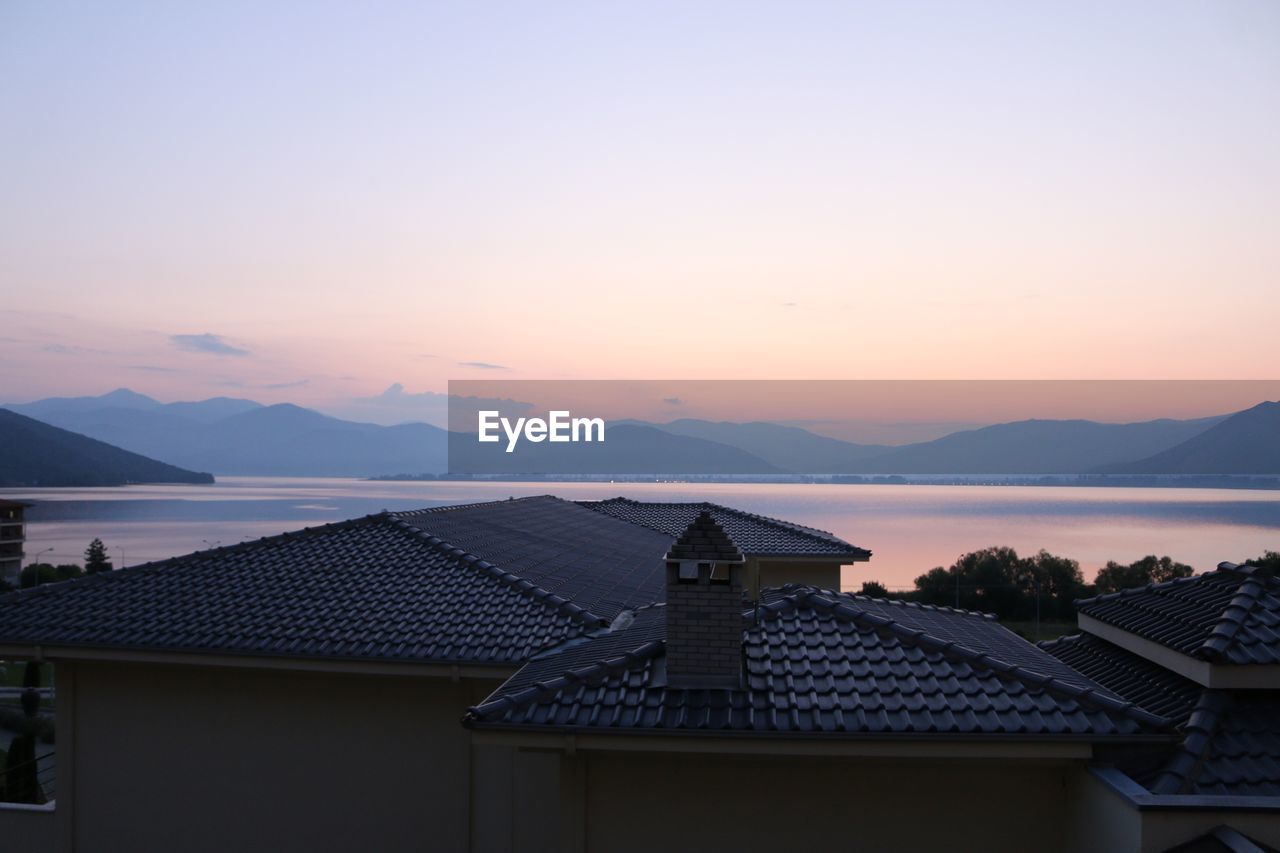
[1023, 550, 1087, 620]
[19, 563, 83, 588]
[1093, 555, 1193, 596]
[858, 580, 890, 598]
[84, 538, 113, 573]
[1244, 551, 1280, 573]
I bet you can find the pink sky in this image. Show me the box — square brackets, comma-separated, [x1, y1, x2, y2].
[2, 2, 1277, 417]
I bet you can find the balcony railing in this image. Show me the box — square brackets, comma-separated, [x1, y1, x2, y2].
[0, 750, 55, 805]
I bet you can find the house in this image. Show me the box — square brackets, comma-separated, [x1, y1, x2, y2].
[1038, 562, 1280, 851]
[0, 500, 29, 585]
[0, 496, 1275, 852]
[0, 496, 866, 852]
[462, 511, 1180, 853]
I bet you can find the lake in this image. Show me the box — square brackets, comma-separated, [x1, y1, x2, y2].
[4, 478, 1278, 591]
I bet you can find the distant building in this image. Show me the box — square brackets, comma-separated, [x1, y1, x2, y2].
[0, 499, 29, 584]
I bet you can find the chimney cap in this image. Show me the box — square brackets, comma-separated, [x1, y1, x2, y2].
[664, 510, 745, 564]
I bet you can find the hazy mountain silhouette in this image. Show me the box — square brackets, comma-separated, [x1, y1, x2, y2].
[839, 416, 1225, 475]
[0, 409, 213, 486]
[7, 390, 1272, 478]
[450, 423, 781, 475]
[4, 391, 444, 477]
[635, 419, 888, 474]
[1100, 402, 1280, 475]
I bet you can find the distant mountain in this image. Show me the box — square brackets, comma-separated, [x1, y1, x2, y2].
[166, 404, 448, 476]
[450, 423, 782, 475]
[639, 419, 888, 474]
[0, 409, 214, 487]
[1102, 402, 1280, 475]
[3, 391, 444, 477]
[839, 416, 1225, 475]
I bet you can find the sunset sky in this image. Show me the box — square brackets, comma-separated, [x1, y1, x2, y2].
[2, 1, 1277, 424]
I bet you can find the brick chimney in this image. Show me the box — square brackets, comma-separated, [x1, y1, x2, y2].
[664, 510, 746, 689]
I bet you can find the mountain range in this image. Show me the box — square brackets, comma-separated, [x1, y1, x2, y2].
[0, 409, 213, 487]
[2, 390, 1276, 479]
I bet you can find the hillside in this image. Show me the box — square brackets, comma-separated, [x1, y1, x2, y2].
[839, 416, 1223, 475]
[4, 392, 446, 477]
[1103, 401, 1280, 475]
[645, 419, 888, 474]
[449, 423, 782, 475]
[0, 409, 214, 486]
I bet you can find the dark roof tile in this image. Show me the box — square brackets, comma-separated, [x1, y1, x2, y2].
[1076, 563, 1280, 666]
[467, 588, 1170, 739]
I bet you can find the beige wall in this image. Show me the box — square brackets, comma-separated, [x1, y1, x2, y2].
[60, 660, 501, 853]
[561, 751, 1077, 853]
[754, 559, 841, 594]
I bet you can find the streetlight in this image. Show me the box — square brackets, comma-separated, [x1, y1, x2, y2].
[31, 547, 54, 588]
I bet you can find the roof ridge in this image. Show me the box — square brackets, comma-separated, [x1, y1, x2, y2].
[583, 496, 854, 550]
[1196, 567, 1272, 662]
[385, 515, 607, 631]
[396, 495, 559, 516]
[0, 513, 390, 604]
[813, 586, 998, 621]
[1150, 689, 1229, 795]
[773, 589, 1171, 731]
[1074, 567, 1222, 609]
[466, 638, 664, 723]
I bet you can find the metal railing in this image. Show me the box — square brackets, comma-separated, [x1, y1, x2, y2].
[0, 749, 55, 804]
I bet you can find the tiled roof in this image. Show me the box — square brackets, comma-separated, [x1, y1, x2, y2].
[578, 498, 870, 560]
[0, 496, 674, 665]
[1040, 633, 1203, 722]
[1044, 634, 1280, 799]
[1148, 691, 1280, 797]
[392, 496, 671, 620]
[467, 587, 1170, 739]
[1076, 563, 1280, 665]
[665, 510, 744, 562]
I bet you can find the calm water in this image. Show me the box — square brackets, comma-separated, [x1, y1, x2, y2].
[3, 478, 1278, 591]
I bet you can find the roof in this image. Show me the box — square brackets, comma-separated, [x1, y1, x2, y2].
[0, 496, 672, 666]
[1044, 634, 1280, 799]
[1040, 632, 1203, 722]
[467, 587, 1170, 739]
[1165, 826, 1275, 853]
[665, 510, 744, 563]
[1076, 563, 1280, 665]
[392, 496, 671, 620]
[578, 497, 870, 560]
[1148, 690, 1280, 797]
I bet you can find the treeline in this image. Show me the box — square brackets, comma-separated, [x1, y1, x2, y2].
[859, 548, 1280, 623]
[0, 537, 113, 592]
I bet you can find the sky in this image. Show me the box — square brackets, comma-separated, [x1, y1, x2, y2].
[2, 1, 1278, 425]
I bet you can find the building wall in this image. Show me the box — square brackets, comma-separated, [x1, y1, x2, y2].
[0, 805, 56, 852]
[755, 560, 841, 593]
[563, 751, 1076, 853]
[61, 660, 499, 853]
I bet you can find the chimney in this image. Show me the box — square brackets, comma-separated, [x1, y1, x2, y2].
[664, 511, 746, 689]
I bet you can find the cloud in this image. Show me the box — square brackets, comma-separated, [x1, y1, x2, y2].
[662, 397, 683, 405]
[457, 361, 507, 370]
[263, 379, 309, 389]
[171, 333, 250, 357]
[127, 364, 181, 373]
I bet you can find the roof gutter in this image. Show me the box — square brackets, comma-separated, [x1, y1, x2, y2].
[468, 727, 1172, 759]
[0, 642, 519, 681]
[1089, 765, 1280, 813]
